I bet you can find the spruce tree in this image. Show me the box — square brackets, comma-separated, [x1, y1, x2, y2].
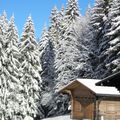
[20, 16, 42, 118]
[6, 15, 20, 80]
[39, 26, 55, 91]
[4, 15, 23, 120]
[49, 6, 62, 47]
[0, 25, 8, 120]
[90, 0, 111, 78]
[0, 15, 21, 120]
[54, 0, 92, 88]
[0, 11, 8, 34]
[65, 0, 80, 22]
[38, 27, 57, 118]
[58, 6, 65, 34]
[103, 0, 120, 75]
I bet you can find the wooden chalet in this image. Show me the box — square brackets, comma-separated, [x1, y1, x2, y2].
[96, 72, 120, 91]
[59, 78, 120, 120]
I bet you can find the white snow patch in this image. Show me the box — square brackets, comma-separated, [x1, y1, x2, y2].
[42, 115, 71, 120]
[24, 115, 34, 120]
[41, 93, 52, 106]
[109, 37, 119, 46]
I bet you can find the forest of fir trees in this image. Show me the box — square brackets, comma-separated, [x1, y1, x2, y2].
[0, 0, 120, 120]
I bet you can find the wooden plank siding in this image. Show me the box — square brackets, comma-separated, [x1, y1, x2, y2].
[71, 85, 95, 120]
[98, 100, 120, 120]
[71, 96, 120, 120]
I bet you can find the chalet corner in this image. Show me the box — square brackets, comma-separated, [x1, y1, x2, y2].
[59, 77, 120, 120]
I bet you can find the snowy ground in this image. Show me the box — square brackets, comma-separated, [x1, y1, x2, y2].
[42, 115, 71, 120]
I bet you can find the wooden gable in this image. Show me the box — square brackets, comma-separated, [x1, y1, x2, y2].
[59, 79, 97, 98]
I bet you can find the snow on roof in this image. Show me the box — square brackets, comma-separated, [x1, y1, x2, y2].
[77, 79, 120, 96]
[60, 79, 120, 96]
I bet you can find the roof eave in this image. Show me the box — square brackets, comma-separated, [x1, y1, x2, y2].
[96, 93, 120, 98]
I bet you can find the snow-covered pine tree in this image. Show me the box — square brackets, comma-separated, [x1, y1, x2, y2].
[77, 5, 94, 78]
[20, 15, 42, 119]
[39, 26, 55, 91]
[48, 6, 64, 82]
[61, 0, 80, 33]
[54, 25, 81, 87]
[90, 0, 107, 35]
[90, 0, 111, 78]
[6, 15, 20, 81]
[38, 26, 57, 118]
[54, 0, 92, 88]
[49, 6, 62, 48]
[0, 25, 9, 120]
[50, 6, 59, 31]
[83, 5, 93, 47]
[0, 15, 21, 120]
[58, 6, 65, 34]
[3, 15, 23, 120]
[65, 0, 80, 23]
[102, 0, 120, 75]
[0, 11, 8, 34]
[55, 21, 93, 88]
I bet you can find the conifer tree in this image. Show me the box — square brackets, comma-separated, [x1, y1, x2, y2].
[90, 0, 107, 51]
[4, 15, 23, 120]
[39, 26, 55, 91]
[58, 6, 65, 34]
[0, 25, 8, 120]
[65, 0, 80, 22]
[20, 16, 42, 118]
[103, 0, 120, 75]
[90, 0, 111, 78]
[49, 6, 62, 47]
[6, 15, 20, 79]
[0, 11, 8, 34]
[54, 0, 92, 88]
[0, 15, 21, 120]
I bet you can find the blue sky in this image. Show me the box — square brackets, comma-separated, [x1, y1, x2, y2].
[0, 0, 95, 38]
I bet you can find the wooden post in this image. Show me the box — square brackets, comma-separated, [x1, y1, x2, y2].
[94, 96, 97, 120]
[71, 94, 74, 119]
[96, 100, 100, 120]
[95, 96, 103, 120]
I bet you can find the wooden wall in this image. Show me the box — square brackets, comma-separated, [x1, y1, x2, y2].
[71, 85, 95, 120]
[71, 96, 120, 120]
[99, 100, 120, 120]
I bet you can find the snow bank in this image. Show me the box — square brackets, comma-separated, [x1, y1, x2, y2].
[42, 115, 71, 120]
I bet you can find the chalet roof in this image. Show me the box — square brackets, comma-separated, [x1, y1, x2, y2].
[59, 79, 120, 97]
